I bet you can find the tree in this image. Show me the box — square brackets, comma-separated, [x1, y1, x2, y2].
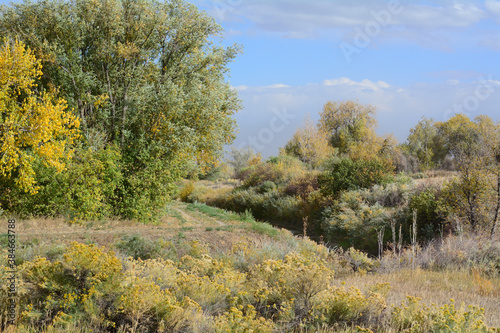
[437, 114, 500, 234]
[404, 117, 446, 170]
[0, 0, 241, 219]
[475, 115, 500, 237]
[0, 39, 80, 194]
[283, 114, 333, 168]
[318, 100, 378, 157]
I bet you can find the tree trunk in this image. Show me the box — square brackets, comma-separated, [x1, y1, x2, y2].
[491, 172, 500, 237]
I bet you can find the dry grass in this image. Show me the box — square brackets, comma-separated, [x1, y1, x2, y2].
[334, 268, 500, 327]
[4, 198, 499, 331]
[8, 201, 283, 260]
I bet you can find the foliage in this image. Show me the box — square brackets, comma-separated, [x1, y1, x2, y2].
[0, 39, 80, 194]
[318, 157, 395, 198]
[1, 144, 123, 220]
[319, 100, 378, 157]
[392, 296, 496, 332]
[404, 117, 447, 171]
[312, 285, 386, 326]
[322, 190, 391, 254]
[116, 234, 162, 260]
[227, 148, 261, 177]
[0, 0, 241, 220]
[409, 187, 446, 241]
[284, 114, 334, 168]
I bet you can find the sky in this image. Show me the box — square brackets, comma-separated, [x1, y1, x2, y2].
[188, 0, 500, 157]
[1, 0, 499, 157]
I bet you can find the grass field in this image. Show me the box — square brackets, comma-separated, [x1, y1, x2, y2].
[2, 200, 499, 332]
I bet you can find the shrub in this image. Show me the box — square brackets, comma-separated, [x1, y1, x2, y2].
[0, 145, 123, 220]
[213, 305, 275, 333]
[319, 157, 395, 198]
[19, 242, 123, 329]
[212, 189, 303, 227]
[258, 181, 277, 194]
[409, 187, 446, 241]
[116, 234, 162, 260]
[248, 252, 334, 322]
[179, 181, 196, 202]
[312, 286, 386, 326]
[322, 190, 391, 254]
[391, 296, 495, 333]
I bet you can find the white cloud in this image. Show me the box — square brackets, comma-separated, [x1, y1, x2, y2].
[264, 83, 291, 89]
[322, 77, 390, 91]
[231, 77, 500, 156]
[485, 0, 500, 17]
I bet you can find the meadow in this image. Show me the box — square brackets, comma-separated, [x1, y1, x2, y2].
[1, 198, 499, 332]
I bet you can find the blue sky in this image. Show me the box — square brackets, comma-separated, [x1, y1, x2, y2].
[190, 0, 500, 156]
[2, 0, 499, 156]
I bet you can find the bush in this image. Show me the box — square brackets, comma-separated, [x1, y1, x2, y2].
[322, 190, 391, 254]
[312, 286, 386, 326]
[409, 187, 446, 242]
[212, 189, 303, 227]
[319, 157, 395, 198]
[0, 145, 123, 220]
[116, 234, 162, 260]
[391, 296, 495, 333]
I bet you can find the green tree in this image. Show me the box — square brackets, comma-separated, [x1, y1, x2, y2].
[437, 114, 500, 234]
[404, 117, 446, 170]
[0, 0, 241, 219]
[318, 100, 378, 157]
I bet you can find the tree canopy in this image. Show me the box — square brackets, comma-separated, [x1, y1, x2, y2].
[0, 0, 241, 220]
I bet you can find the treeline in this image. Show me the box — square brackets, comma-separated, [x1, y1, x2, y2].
[184, 100, 500, 253]
[0, 0, 241, 221]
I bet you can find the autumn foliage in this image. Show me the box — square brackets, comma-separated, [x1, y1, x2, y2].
[0, 39, 80, 194]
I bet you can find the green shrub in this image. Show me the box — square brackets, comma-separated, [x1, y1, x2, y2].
[322, 190, 391, 254]
[258, 181, 277, 194]
[409, 187, 446, 241]
[318, 157, 395, 198]
[212, 189, 303, 227]
[116, 234, 162, 260]
[0, 145, 123, 220]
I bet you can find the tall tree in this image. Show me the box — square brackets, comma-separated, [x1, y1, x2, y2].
[319, 100, 378, 157]
[438, 114, 500, 234]
[405, 117, 446, 170]
[0, 0, 241, 219]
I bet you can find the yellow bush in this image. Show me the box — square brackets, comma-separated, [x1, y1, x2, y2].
[248, 252, 334, 321]
[391, 296, 496, 333]
[312, 285, 386, 326]
[213, 305, 275, 333]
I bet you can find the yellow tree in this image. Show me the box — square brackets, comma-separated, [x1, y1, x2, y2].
[284, 114, 333, 168]
[0, 39, 80, 193]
